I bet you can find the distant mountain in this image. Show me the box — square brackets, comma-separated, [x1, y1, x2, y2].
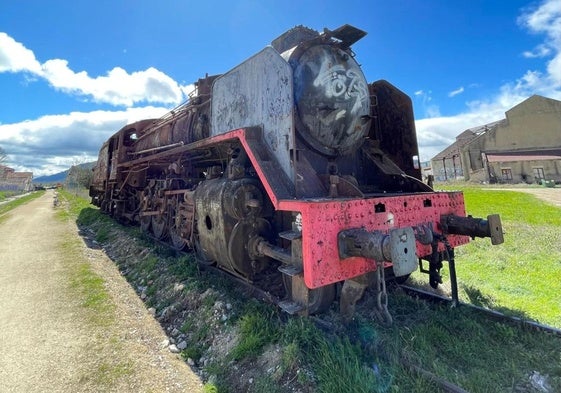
[34, 170, 68, 184]
[33, 162, 95, 184]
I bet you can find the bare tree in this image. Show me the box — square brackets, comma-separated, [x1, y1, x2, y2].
[66, 157, 94, 191]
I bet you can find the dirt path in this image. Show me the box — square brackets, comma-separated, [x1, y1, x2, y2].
[491, 187, 561, 207]
[0, 190, 203, 392]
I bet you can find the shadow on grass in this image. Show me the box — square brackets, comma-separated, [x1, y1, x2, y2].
[462, 284, 534, 321]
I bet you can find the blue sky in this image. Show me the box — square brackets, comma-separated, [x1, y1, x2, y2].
[1, 0, 560, 176]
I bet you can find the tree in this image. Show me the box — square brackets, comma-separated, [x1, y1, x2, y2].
[65, 157, 94, 190]
[66, 164, 94, 189]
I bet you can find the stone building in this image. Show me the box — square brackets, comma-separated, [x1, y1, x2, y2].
[431, 95, 561, 184]
[0, 165, 34, 192]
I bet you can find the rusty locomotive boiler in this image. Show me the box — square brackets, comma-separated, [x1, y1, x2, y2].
[90, 25, 503, 321]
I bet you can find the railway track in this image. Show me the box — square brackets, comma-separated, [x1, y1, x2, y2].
[150, 230, 561, 340]
[129, 234, 560, 393]
[399, 284, 561, 337]
[157, 231, 561, 338]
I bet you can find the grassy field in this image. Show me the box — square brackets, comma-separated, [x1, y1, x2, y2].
[0, 190, 44, 219]
[61, 186, 561, 393]
[432, 185, 561, 327]
[0, 190, 19, 201]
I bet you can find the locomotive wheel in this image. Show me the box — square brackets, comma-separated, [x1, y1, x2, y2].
[140, 216, 151, 232]
[228, 219, 272, 278]
[308, 284, 336, 314]
[152, 215, 167, 239]
[168, 204, 188, 251]
[170, 230, 188, 251]
[169, 220, 187, 250]
[283, 276, 336, 314]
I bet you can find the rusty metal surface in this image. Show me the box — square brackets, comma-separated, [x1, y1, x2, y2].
[441, 213, 504, 245]
[279, 192, 469, 288]
[194, 177, 270, 279]
[338, 227, 417, 277]
[368, 80, 422, 180]
[211, 47, 294, 181]
[89, 141, 110, 201]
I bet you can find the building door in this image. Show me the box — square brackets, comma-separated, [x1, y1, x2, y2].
[533, 167, 545, 182]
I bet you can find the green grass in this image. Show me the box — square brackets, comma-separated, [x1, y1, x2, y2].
[440, 187, 561, 327]
[66, 185, 561, 393]
[229, 305, 280, 361]
[0, 190, 44, 218]
[386, 295, 561, 392]
[67, 249, 115, 326]
[0, 190, 20, 201]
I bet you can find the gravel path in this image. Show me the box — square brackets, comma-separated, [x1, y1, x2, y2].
[0, 190, 203, 392]
[496, 187, 561, 207]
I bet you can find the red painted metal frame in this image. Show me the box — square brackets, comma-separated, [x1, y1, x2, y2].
[190, 128, 471, 288]
[279, 195, 469, 288]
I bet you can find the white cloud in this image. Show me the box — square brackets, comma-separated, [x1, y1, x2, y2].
[416, 109, 506, 161]
[448, 86, 464, 97]
[0, 107, 169, 176]
[518, 0, 561, 85]
[417, 0, 561, 162]
[522, 43, 551, 58]
[0, 32, 191, 106]
[0, 32, 42, 73]
[413, 89, 441, 118]
[0, 32, 198, 176]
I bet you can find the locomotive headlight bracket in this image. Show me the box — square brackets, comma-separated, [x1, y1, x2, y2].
[338, 227, 417, 277]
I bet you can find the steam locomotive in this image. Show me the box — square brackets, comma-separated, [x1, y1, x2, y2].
[90, 25, 503, 322]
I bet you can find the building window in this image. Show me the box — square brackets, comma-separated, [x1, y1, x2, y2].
[533, 167, 545, 181]
[501, 168, 513, 180]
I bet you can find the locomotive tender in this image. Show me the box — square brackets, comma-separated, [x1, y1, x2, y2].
[90, 25, 503, 321]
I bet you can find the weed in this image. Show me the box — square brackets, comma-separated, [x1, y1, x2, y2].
[95, 226, 112, 243]
[169, 255, 199, 280]
[182, 345, 204, 361]
[252, 375, 284, 393]
[140, 256, 159, 272]
[145, 284, 157, 298]
[230, 309, 280, 361]
[203, 383, 219, 393]
[280, 342, 299, 372]
[309, 337, 380, 393]
[89, 360, 134, 386]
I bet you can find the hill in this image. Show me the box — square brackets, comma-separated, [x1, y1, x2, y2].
[34, 162, 95, 184]
[34, 170, 68, 184]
